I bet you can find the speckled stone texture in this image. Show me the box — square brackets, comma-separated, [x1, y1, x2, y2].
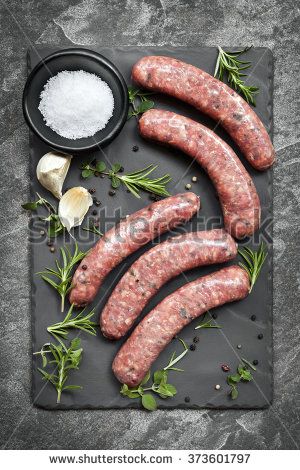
[0, 0, 299, 450]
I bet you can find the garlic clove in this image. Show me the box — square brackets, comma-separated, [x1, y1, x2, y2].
[58, 187, 93, 232]
[36, 151, 72, 199]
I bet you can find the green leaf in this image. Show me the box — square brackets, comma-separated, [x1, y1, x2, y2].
[22, 201, 38, 210]
[63, 385, 83, 391]
[142, 394, 157, 411]
[111, 174, 121, 189]
[82, 169, 93, 178]
[227, 374, 241, 385]
[164, 383, 177, 395]
[111, 163, 122, 173]
[231, 387, 238, 400]
[153, 370, 167, 385]
[140, 370, 151, 386]
[96, 161, 106, 172]
[136, 100, 154, 114]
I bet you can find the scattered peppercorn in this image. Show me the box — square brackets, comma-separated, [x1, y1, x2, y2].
[109, 190, 116, 196]
[215, 384, 221, 390]
[132, 145, 139, 152]
[47, 240, 53, 247]
[189, 344, 196, 351]
[119, 166, 124, 172]
[221, 364, 230, 372]
[185, 183, 192, 190]
[258, 333, 263, 340]
[88, 188, 96, 194]
[50, 246, 55, 253]
[191, 176, 198, 183]
[184, 396, 190, 403]
[251, 314, 256, 321]
[193, 336, 199, 343]
[82, 265, 87, 270]
[253, 360, 259, 366]
[149, 193, 156, 201]
[94, 171, 100, 177]
[92, 210, 97, 216]
[95, 200, 101, 206]
[100, 174, 105, 178]
[212, 312, 218, 319]
[237, 344, 242, 349]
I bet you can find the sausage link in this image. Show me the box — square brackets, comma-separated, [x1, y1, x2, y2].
[69, 192, 200, 306]
[132, 55, 274, 170]
[101, 229, 237, 339]
[139, 109, 260, 239]
[112, 265, 250, 387]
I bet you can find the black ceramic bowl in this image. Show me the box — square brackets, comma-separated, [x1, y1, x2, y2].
[22, 48, 129, 153]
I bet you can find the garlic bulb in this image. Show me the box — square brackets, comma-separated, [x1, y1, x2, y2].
[36, 151, 72, 199]
[58, 187, 93, 232]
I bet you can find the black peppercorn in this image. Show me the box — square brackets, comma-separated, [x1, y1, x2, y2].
[88, 188, 96, 194]
[109, 190, 116, 196]
[92, 210, 97, 216]
[132, 145, 139, 152]
[221, 364, 230, 372]
[193, 336, 199, 343]
[184, 396, 190, 403]
[149, 193, 156, 201]
[47, 240, 53, 247]
[212, 312, 218, 319]
[258, 333, 263, 340]
[253, 360, 259, 366]
[119, 166, 124, 172]
[251, 314, 256, 321]
[95, 200, 101, 206]
[189, 344, 196, 351]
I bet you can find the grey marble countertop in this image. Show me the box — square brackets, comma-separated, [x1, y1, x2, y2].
[0, 0, 299, 450]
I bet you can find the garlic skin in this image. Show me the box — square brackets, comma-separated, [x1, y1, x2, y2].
[36, 151, 72, 199]
[58, 187, 93, 232]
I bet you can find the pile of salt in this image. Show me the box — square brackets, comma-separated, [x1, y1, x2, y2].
[38, 70, 114, 140]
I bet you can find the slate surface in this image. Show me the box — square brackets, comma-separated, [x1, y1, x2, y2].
[0, 0, 299, 450]
[28, 46, 273, 410]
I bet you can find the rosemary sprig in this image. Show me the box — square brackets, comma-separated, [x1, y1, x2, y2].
[120, 337, 187, 410]
[82, 221, 103, 236]
[47, 304, 97, 344]
[81, 160, 171, 199]
[35, 338, 83, 404]
[127, 86, 155, 119]
[214, 46, 259, 106]
[194, 317, 221, 330]
[37, 242, 87, 312]
[238, 242, 267, 293]
[22, 192, 64, 238]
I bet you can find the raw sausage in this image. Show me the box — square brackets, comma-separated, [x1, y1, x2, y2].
[132, 55, 275, 170]
[139, 109, 260, 239]
[112, 265, 250, 387]
[69, 192, 200, 306]
[101, 229, 237, 339]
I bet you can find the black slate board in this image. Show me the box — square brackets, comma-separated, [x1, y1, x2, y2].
[28, 46, 273, 409]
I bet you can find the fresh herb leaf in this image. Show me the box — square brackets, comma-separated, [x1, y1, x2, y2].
[80, 160, 171, 198]
[82, 221, 103, 237]
[127, 87, 155, 119]
[227, 358, 256, 400]
[214, 46, 259, 106]
[22, 193, 64, 238]
[241, 357, 257, 371]
[238, 242, 267, 293]
[47, 303, 97, 343]
[35, 339, 83, 404]
[37, 242, 87, 312]
[140, 370, 151, 386]
[194, 317, 221, 330]
[142, 394, 157, 411]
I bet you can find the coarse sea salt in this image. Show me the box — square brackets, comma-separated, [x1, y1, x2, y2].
[38, 70, 114, 140]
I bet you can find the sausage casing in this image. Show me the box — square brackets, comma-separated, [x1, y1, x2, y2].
[132, 55, 275, 170]
[101, 229, 237, 339]
[112, 265, 250, 387]
[69, 192, 200, 306]
[139, 109, 260, 239]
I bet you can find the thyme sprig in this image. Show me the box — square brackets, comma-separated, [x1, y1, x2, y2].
[47, 304, 97, 344]
[120, 337, 188, 410]
[34, 338, 83, 404]
[214, 46, 259, 105]
[22, 192, 64, 238]
[81, 160, 171, 199]
[238, 243, 267, 293]
[127, 86, 155, 119]
[227, 358, 256, 400]
[37, 242, 87, 312]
